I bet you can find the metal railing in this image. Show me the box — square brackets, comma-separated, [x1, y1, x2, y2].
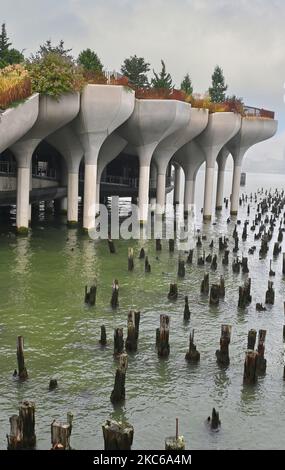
[32, 167, 57, 179]
[0, 161, 16, 175]
[244, 106, 275, 119]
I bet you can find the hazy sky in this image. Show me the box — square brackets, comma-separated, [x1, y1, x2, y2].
[2, 0, 285, 132]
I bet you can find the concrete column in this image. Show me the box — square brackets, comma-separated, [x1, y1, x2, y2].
[83, 164, 97, 230]
[16, 166, 30, 233]
[216, 168, 226, 210]
[184, 179, 195, 210]
[203, 165, 215, 220]
[174, 166, 181, 204]
[67, 172, 79, 224]
[156, 172, 166, 214]
[138, 165, 150, 222]
[230, 163, 242, 215]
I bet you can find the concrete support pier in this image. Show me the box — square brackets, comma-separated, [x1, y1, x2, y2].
[215, 147, 229, 210]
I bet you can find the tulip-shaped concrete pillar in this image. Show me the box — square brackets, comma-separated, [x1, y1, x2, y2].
[227, 117, 278, 215]
[73, 85, 135, 230]
[118, 99, 192, 222]
[152, 103, 191, 214]
[11, 93, 80, 233]
[215, 147, 230, 210]
[195, 113, 241, 220]
[96, 133, 127, 205]
[173, 163, 182, 205]
[174, 109, 209, 212]
[175, 139, 205, 212]
[47, 125, 84, 225]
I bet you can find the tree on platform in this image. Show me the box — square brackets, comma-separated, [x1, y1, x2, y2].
[0, 23, 24, 68]
[209, 65, 227, 102]
[181, 73, 193, 95]
[151, 60, 173, 89]
[120, 55, 150, 88]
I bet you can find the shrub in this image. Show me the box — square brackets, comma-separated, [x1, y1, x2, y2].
[27, 52, 85, 98]
[0, 64, 31, 109]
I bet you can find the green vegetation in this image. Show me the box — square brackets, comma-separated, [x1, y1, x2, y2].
[0, 23, 24, 68]
[151, 60, 173, 90]
[209, 65, 228, 103]
[120, 55, 150, 88]
[181, 73, 193, 95]
[78, 48, 103, 73]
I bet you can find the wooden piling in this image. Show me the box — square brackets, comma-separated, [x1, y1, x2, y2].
[16, 336, 28, 380]
[211, 255, 217, 270]
[128, 248, 134, 271]
[51, 413, 73, 450]
[265, 280, 275, 304]
[216, 325, 231, 366]
[110, 353, 128, 404]
[209, 284, 220, 306]
[49, 379, 58, 391]
[113, 328, 124, 356]
[125, 311, 140, 352]
[256, 329, 267, 373]
[85, 283, 97, 306]
[139, 247, 145, 259]
[185, 329, 200, 362]
[183, 296, 191, 321]
[247, 329, 257, 350]
[165, 418, 185, 450]
[157, 314, 170, 358]
[110, 279, 119, 308]
[201, 273, 209, 295]
[102, 419, 134, 450]
[208, 408, 221, 430]
[187, 249, 193, 264]
[156, 239, 162, 251]
[7, 400, 36, 450]
[168, 283, 178, 300]
[107, 238, 116, 254]
[100, 325, 107, 346]
[243, 351, 258, 384]
[145, 256, 151, 273]
[178, 258, 185, 277]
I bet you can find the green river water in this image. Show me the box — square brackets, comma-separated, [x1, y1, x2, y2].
[0, 170, 285, 450]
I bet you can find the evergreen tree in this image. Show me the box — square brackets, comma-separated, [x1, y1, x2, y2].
[120, 55, 150, 88]
[31, 39, 73, 62]
[151, 60, 173, 89]
[0, 23, 11, 53]
[209, 65, 228, 103]
[181, 73, 193, 95]
[78, 48, 103, 73]
[0, 23, 24, 68]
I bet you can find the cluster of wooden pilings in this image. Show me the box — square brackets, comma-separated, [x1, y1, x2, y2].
[6, 187, 285, 449]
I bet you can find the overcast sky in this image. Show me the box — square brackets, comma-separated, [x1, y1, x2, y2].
[2, 0, 285, 132]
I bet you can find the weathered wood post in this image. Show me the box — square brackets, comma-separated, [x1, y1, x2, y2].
[187, 249, 193, 264]
[207, 408, 221, 430]
[209, 284, 220, 306]
[242, 257, 249, 274]
[7, 401, 36, 449]
[169, 239, 175, 252]
[113, 328, 124, 356]
[100, 325, 107, 346]
[156, 239, 162, 251]
[107, 238, 116, 254]
[49, 379, 58, 391]
[102, 419, 134, 450]
[128, 248, 134, 271]
[216, 325, 231, 365]
[283, 253, 285, 275]
[243, 351, 258, 384]
[85, 283, 97, 306]
[222, 250, 229, 265]
[185, 329, 200, 362]
[178, 258, 185, 277]
[110, 279, 119, 308]
[125, 311, 140, 352]
[165, 418, 185, 450]
[168, 283, 178, 300]
[218, 275, 225, 297]
[139, 247, 145, 259]
[200, 273, 209, 295]
[157, 315, 170, 358]
[184, 296, 191, 321]
[51, 413, 73, 450]
[247, 329, 257, 350]
[16, 336, 28, 380]
[211, 255, 217, 270]
[256, 329, 267, 373]
[110, 353, 128, 404]
[265, 281, 275, 304]
[145, 256, 151, 273]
